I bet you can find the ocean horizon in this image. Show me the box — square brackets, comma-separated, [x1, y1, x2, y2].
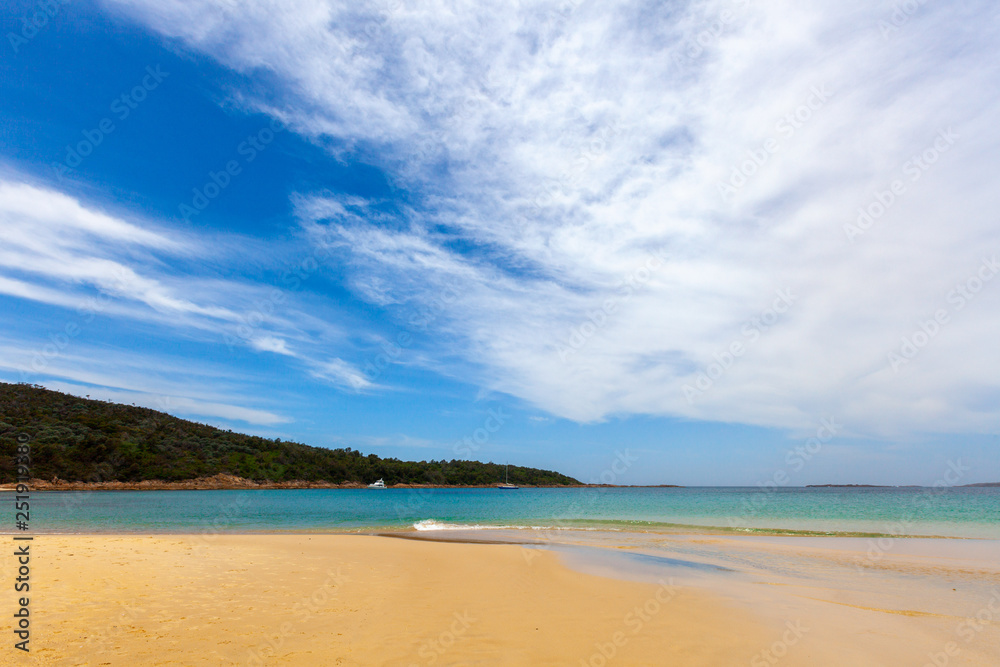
[18, 485, 1000, 539]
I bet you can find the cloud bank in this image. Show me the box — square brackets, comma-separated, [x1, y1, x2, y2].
[97, 0, 1000, 436]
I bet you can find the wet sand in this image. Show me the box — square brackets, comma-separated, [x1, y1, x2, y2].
[2, 532, 998, 665]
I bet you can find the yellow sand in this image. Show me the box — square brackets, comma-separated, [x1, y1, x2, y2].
[4, 534, 998, 665]
[7, 534, 774, 665]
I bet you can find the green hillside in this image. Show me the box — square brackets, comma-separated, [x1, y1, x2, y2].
[0, 383, 579, 486]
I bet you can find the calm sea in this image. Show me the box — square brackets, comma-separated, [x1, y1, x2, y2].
[14, 486, 1000, 538]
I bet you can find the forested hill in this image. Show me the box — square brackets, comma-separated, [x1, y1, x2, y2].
[0, 383, 579, 486]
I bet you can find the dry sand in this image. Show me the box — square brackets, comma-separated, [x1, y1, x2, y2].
[2, 533, 998, 665]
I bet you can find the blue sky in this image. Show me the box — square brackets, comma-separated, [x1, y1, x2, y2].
[1, 0, 999, 485]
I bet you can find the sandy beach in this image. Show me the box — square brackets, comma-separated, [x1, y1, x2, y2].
[3, 532, 999, 665]
[4, 534, 774, 665]
[3, 0, 999, 664]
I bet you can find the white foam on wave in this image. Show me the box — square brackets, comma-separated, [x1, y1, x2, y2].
[412, 519, 510, 531]
[411, 519, 610, 532]
[413, 520, 468, 531]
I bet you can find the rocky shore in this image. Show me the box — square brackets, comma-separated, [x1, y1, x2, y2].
[0, 473, 345, 491]
[0, 473, 679, 491]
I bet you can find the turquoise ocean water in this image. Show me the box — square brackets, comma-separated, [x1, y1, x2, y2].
[15, 486, 1000, 538]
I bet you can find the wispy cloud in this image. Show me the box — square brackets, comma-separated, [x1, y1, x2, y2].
[0, 177, 359, 421]
[0, 177, 348, 351]
[90, 0, 1000, 437]
[0, 180, 236, 322]
[0, 339, 292, 425]
[249, 335, 295, 356]
[43, 381, 292, 426]
[311, 357, 373, 390]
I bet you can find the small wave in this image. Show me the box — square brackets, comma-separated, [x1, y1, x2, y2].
[412, 519, 522, 531]
[411, 519, 611, 532]
[413, 520, 474, 531]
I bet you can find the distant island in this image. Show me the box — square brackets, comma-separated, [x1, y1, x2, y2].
[807, 483, 998, 488]
[805, 484, 915, 488]
[0, 383, 580, 488]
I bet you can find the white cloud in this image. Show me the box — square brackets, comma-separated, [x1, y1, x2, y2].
[0, 342, 293, 426]
[0, 177, 361, 421]
[311, 357, 373, 390]
[41, 381, 292, 425]
[102, 0, 1000, 436]
[249, 335, 295, 355]
[0, 180, 181, 250]
[0, 180, 235, 321]
[0, 177, 348, 351]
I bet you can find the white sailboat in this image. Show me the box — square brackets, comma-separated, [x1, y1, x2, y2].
[497, 463, 519, 489]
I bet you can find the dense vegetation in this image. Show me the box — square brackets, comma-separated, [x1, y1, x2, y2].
[0, 383, 579, 486]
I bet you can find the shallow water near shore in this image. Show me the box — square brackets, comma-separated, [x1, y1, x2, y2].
[11, 485, 999, 538]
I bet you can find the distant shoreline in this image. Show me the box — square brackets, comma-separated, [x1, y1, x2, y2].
[3, 476, 997, 491]
[0, 473, 684, 491]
